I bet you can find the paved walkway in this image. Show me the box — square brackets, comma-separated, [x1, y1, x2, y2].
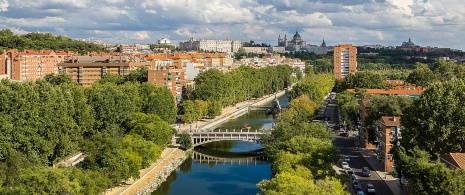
[175, 93, 282, 132]
[104, 146, 183, 195]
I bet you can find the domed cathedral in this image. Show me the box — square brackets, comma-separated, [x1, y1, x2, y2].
[278, 31, 307, 51]
[401, 37, 416, 47]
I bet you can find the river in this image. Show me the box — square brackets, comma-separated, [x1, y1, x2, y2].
[151, 95, 289, 195]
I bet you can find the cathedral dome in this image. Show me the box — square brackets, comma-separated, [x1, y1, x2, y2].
[293, 31, 301, 39]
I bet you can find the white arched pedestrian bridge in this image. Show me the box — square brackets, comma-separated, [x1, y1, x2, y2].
[175, 129, 270, 147]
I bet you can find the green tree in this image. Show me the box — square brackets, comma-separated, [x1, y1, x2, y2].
[177, 133, 193, 150]
[124, 66, 148, 83]
[139, 83, 177, 124]
[128, 112, 173, 146]
[394, 147, 465, 195]
[97, 73, 125, 85]
[206, 100, 222, 118]
[179, 100, 197, 124]
[43, 73, 74, 86]
[402, 78, 465, 156]
[405, 63, 437, 87]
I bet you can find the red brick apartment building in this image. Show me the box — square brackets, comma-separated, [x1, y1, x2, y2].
[353, 86, 424, 149]
[57, 55, 186, 103]
[0, 49, 68, 81]
[377, 116, 402, 172]
[147, 68, 185, 104]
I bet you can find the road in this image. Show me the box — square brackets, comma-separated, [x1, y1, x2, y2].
[324, 98, 394, 195]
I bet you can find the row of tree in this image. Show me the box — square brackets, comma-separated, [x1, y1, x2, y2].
[0, 29, 106, 54]
[0, 71, 177, 193]
[391, 78, 465, 194]
[258, 73, 347, 194]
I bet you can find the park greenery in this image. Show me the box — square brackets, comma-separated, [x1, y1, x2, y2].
[0, 29, 105, 54]
[178, 65, 293, 124]
[258, 73, 348, 195]
[336, 91, 359, 131]
[0, 71, 176, 193]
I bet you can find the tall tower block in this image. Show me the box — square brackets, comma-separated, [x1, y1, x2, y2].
[333, 44, 357, 79]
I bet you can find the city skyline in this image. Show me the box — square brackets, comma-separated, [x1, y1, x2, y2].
[0, 0, 464, 50]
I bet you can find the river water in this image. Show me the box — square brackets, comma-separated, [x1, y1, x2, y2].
[152, 95, 289, 195]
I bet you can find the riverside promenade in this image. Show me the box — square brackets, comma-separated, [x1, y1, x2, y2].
[104, 89, 289, 195]
[177, 89, 288, 132]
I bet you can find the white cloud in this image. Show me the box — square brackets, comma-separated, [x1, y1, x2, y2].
[0, 0, 8, 11]
[0, 0, 463, 50]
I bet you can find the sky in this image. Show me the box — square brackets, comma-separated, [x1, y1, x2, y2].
[0, 0, 464, 50]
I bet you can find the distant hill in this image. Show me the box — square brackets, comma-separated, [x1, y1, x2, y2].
[0, 29, 106, 54]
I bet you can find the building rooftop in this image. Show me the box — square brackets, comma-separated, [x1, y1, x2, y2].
[379, 116, 401, 127]
[441, 153, 465, 169]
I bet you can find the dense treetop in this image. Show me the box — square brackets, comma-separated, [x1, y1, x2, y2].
[0, 71, 176, 193]
[259, 73, 347, 194]
[0, 29, 105, 54]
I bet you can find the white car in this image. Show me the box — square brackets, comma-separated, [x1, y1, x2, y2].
[341, 161, 349, 169]
[343, 155, 351, 163]
[367, 183, 376, 194]
[344, 167, 353, 174]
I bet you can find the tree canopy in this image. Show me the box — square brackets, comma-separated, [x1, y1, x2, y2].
[0, 29, 105, 54]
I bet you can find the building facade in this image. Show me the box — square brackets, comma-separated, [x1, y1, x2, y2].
[333, 44, 357, 79]
[377, 116, 402, 172]
[0, 49, 68, 81]
[179, 37, 242, 53]
[147, 68, 185, 104]
[57, 56, 153, 87]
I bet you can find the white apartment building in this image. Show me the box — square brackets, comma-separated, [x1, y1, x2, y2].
[179, 37, 242, 53]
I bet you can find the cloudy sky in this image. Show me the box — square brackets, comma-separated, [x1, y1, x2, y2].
[0, 0, 464, 50]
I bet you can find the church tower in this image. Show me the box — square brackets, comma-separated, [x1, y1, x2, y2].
[321, 39, 327, 47]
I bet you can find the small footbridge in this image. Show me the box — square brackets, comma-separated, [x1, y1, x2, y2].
[175, 129, 271, 147]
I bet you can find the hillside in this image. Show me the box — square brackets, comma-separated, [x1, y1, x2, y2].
[0, 29, 106, 54]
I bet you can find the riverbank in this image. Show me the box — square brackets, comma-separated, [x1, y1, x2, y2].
[104, 147, 186, 195]
[177, 88, 289, 132]
[104, 90, 289, 194]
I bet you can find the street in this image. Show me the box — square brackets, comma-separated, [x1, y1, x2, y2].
[324, 98, 395, 195]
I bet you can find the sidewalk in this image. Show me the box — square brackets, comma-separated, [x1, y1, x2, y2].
[104, 147, 182, 195]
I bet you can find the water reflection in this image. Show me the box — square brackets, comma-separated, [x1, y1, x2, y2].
[151, 141, 270, 195]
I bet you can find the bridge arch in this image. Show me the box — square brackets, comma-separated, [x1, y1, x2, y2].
[175, 131, 266, 147]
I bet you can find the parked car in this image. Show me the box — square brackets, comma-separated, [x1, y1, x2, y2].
[362, 167, 371, 177]
[343, 155, 351, 162]
[354, 183, 362, 191]
[341, 161, 349, 169]
[353, 179, 359, 187]
[367, 183, 376, 194]
[350, 173, 357, 181]
[356, 190, 365, 195]
[344, 167, 353, 174]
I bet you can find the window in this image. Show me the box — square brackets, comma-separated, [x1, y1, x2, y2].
[390, 127, 396, 135]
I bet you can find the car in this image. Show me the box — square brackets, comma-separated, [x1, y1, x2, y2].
[367, 183, 376, 194]
[350, 173, 357, 181]
[362, 167, 371, 177]
[341, 161, 349, 168]
[356, 191, 365, 195]
[354, 183, 362, 191]
[352, 179, 359, 187]
[344, 167, 353, 174]
[343, 155, 351, 162]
